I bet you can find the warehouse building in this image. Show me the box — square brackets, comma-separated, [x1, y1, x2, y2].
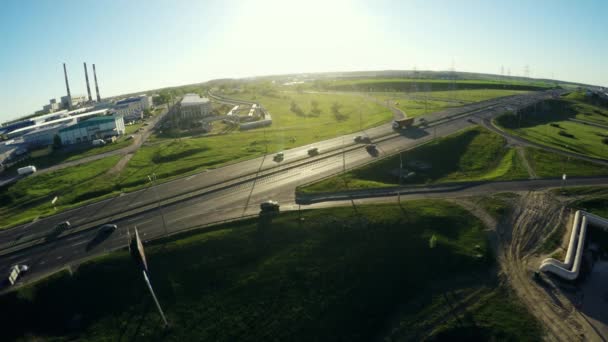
[114, 95, 153, 121]
[180, 93, 211, 119]
[58, 114, 125, 145]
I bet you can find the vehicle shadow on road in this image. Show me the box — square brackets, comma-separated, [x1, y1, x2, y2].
[397, 127, 429, 140]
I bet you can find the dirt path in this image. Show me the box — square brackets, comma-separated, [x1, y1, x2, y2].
[107, 153, 134, 175]
[499, 191, 600, 341]
[517, 146, 538, 179]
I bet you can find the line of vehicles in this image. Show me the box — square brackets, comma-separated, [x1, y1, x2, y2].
[4, 221, 118, 287]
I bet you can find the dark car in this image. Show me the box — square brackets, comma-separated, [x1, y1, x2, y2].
[354, 136, 371, 143]
[260, 200, 280, 212]
[55, 221, 71, 231]
[365, 144, 378, 155]
[307, 147, 319, 156]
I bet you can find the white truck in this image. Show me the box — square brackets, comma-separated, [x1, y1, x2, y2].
[92, 139, 106, 146]
[17, 165, 37, 175]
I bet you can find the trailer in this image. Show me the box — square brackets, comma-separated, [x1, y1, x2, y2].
[392, 118, 415, 129]
[17, 165, 37, 175]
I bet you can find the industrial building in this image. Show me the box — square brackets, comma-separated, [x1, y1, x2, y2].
[179, 93, 211, 119]
[58, 114, 125, 145]
[114, 95, 153, 121]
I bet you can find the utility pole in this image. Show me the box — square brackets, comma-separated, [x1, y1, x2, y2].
[148, 173, 168, 236]
[398, 152, 403, 205]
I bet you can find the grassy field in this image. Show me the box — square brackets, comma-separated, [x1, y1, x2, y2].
[373, 89, 528, 118]
[300, 127, 529, 193]
[0, 156, 121, 228]
[319, 78, 553, 92]
[472, 192, 520, 220]
[495, 95, 608, 159]
[525, 147, 608, 178]
[7, 138, 131, 172]
[0, 202, 541, 341]
[299, 126, 608, 194]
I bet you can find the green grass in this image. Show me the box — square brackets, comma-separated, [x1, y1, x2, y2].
[125, 122, 144, 135]
[472, 193, 520, 220]
[525, 147, 608, 178]
[320, 78, 552, 92]
[373, 89, 528, 118]
[0, 156, 121, 228]
[7, 138, 132, 172]
[0, 201, 540, 341]
[300, 127, 529, 193]
[495, 96, 608, 159]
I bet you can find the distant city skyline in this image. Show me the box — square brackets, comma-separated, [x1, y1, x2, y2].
[1, 0, 607, 121]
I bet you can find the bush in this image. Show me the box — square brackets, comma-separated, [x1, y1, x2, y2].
[602, 138, 608, 145]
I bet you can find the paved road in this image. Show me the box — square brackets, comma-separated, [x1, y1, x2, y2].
[0, 90, 568, 287]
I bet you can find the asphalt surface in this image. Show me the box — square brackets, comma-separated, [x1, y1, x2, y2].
[1, 90, 576, 287]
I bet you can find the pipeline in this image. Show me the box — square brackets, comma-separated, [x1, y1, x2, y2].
[539, 210, 608, 280]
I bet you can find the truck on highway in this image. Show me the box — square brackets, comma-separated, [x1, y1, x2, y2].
[17, 165, 37, 175]
[392, 118, 415, 130]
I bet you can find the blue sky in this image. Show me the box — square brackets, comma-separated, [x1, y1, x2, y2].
[1, 0, 607, 121]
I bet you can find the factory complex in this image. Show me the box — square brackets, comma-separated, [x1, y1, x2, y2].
[0, 63, 155, 169]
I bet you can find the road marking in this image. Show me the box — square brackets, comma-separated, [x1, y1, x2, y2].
[12, 259, 28, 265]
[129, 201, 143, 207]
[185, 174, 197, 181]
[70, 240, 88, 247]
[138, 219, 154, 226]
[66, 235, 82, 241]
[56, 256, 63, 260]
[127, 216, 143, 222]
[39, 260, 46, 265]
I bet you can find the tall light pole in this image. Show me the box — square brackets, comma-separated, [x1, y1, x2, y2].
[148, 173, 168, 236]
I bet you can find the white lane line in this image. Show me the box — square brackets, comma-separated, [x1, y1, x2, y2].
[129, 201, 143, 207]
[70, 240, 88, 247]
[66, 235, 82, 242]
[56, 256, 63, 260]
[39, 260, 46, 265]
[127, 216, 143, 222]
[185, 174, 197, 181]
[138, 219, 154, 226]
[12, 259, 29, 265]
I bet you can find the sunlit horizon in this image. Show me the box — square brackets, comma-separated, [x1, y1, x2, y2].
[1, 0, 607, 120]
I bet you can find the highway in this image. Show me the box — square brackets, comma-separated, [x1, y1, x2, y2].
[0, 90, 572, 286]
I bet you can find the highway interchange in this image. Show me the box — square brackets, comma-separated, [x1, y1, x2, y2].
[3, 89, 600, 288]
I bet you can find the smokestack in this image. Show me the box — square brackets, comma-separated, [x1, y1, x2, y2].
[63, 63, 71, 99]
[93, 64, 101, 102]
[84, 62, 92, 102]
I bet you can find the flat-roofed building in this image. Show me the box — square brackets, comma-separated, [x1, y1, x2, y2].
[180, 93, 211, 119]
[58, 114, 125, 145]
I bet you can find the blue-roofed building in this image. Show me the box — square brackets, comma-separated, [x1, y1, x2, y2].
[114, 95, 152, 122]
[58, 114, 125, 145]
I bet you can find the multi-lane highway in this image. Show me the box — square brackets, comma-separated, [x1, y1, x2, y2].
[0, 90, 570, 286]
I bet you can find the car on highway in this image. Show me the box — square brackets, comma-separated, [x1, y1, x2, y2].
[354, 135, 371, 143]
[99, 223, 118, 233]
[55, 221, 71, 231]
[365, 144, 378, 156]
[273, 152, 284, 162]
[307, 147, 319, 156]
[6, 264, 28, 286]
[260, 200, 280, 212]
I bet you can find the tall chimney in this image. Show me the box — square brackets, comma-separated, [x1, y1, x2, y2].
[93, 64, 101, 102]
[63, 63, 71, 99]
[84, 62, 92, 102]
